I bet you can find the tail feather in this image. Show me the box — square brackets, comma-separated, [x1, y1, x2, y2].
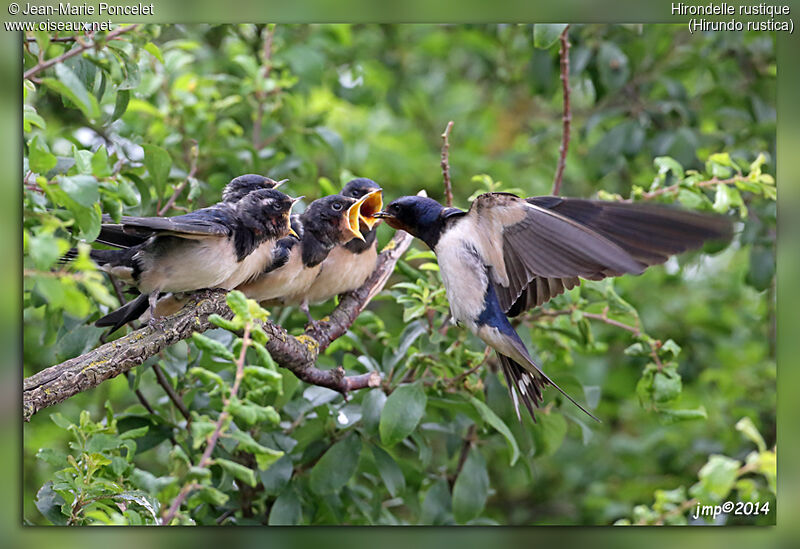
[95, 292, 150, 333]
[498, 351, 599, 423]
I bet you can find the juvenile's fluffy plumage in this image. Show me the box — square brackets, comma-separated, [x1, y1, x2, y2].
[236, 194, 366, 311]
[376, 192, 732, 422]
[303, 179, 382, 305]
[89, 188, 297, 331]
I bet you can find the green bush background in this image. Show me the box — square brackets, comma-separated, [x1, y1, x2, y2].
[22, 23, 775, 525]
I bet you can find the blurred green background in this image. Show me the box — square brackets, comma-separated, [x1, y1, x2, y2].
[5, 0, 799, 544]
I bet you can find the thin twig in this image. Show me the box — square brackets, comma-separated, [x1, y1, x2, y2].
[551, 25, 571, 196]
[252, 24, 276, 150]
[451, 424, 477, 486]
[636, 174, 752, 202]
[152, 363, 191, 422]
[157, 140, 198, 216]
[440, 121, 455, 207]
[23, 25, 139, 80]
[530, 306, 664, 370]
[162, 324, 252, 524]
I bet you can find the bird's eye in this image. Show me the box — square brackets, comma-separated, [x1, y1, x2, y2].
[332, 202, 343, 211]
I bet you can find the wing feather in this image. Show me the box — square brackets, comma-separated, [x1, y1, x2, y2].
[468, 193, 731, 316]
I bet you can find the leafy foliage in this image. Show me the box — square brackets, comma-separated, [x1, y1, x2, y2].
[24, 24, 775, 525]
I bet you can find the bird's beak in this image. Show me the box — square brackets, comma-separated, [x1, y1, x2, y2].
[373, 211, 393, 219]
[273, 178, 289, 189]
[357, 189, 383, 230]
[287, 196, 303, 238]
[345, 197, 367, 242]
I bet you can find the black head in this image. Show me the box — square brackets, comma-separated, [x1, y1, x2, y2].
[222, 174, 286, 203]
[375, 196, 447, 249]
[341, 178, 380, 199]
[301, 194, 363, 246]
[236, 188, 298, 239]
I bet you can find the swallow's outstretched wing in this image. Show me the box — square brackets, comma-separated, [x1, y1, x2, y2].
[467, 193, 733, 316]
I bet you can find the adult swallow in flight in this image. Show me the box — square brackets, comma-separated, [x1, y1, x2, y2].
[375, 192, 732, 421]
[236, 193, 370, 325]
[303, 178, 383, 306]
[87, 188, 300, 331]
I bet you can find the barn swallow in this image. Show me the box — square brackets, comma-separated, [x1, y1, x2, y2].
[236, 193, 369, 324]
[303, 179, 383, 306]
[94, 174, 288, 250]
[89, 188, 300, 331]
[375, 192, 732, 422]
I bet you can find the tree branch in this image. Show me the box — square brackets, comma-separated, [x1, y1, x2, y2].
[22, 230, 413, 422]
[252, 24, 276, 150]
[23, 25, 139, 81]
[551, 25, 571, 196]
[440, 121, 455, 207]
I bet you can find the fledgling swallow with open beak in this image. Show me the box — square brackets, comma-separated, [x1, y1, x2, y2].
[235, 193, 370, 326]
[83, 187, 300, 332]
[303, 178, 383, 307]
[376, 192, 733, 422]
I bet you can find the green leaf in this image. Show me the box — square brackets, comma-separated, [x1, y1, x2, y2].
[531, 413, 567, 456]
[713, 184, 738, 213]
[73, 149, 93, 174]
[24, 104, 46, 131]
[35, 482, 68, 525]
[690, 454, 741, 503]
[226, 290, 251, 321]
[60, 175, 99, 207]
[259, 455, 293, 496]
[654, 156, 684, 179]
[652, 369, 681, 403]
[214, 457, 257, 487]
[144, 41, 165, 64]
[746, 246, 774, 291]
[420, 478, 451, 525]
[380, 382, 427, 446]
[597, 42, 630, 92]
[226, 429, 284, 470]
[658, 406, 708, 424]
[452, 448, 489, 524]
[533, 24, 567, 49]
[310, 434, 362, 495]
[268, 489, 302, 525]
[91, 146, 111, 178]
[28, 136, 57, 174]
[361, 388, 387, 437]
[468, 396, 520, 466]
[188, 366, 225, 388]
[191, 333, 235, 361]
[110, 89, 130, 122]
[43, 63, 101, 119]
[735, 417, 767, 452]
[370, 444, 405, 497]
[142, 144, 172, 200]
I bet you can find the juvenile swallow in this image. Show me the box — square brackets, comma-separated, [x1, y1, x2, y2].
[303, 178, 383, 306]
[236, 193, 369, 323]
[376, 192, 732, 421]
[94, 174, 287, 249]
[88, 188, 300, 331]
